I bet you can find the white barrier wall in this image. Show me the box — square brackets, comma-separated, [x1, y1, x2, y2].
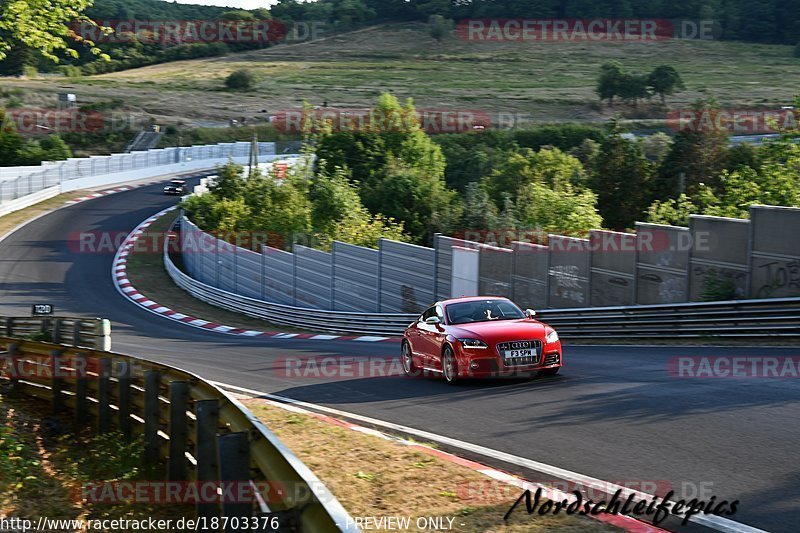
[0, 141, 294, 218]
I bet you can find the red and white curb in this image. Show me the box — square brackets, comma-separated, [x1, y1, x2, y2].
[112, 207, 399, 343]
[220, 383, 669, 533]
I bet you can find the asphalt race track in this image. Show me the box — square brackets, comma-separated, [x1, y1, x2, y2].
[1, 182, 798, 532]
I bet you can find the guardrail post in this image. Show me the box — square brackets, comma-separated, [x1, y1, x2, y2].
[168, 381, 189, 480]
[51, 318, 62, 345]
[50, 350, 64, 414]
[117, 361, 133, 437]
[74, 353, 88, 425]
[195, 399, 220, 520]
[94, 319, 111, 352]
[218, 432, 251, 528]
[72, 320, 83, 347]
[4, 317, 12, 337]
[5, 343, 20, 394]
[143, 370, 162, 464]
[97, 358, 112, 433]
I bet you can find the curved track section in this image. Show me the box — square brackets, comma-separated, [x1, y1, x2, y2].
[0, 183, 798, 532]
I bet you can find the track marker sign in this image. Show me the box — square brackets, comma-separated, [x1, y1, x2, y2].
[31, 304, 55, 316]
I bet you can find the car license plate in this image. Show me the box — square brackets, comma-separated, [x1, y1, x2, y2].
[503, 349, 533, 359]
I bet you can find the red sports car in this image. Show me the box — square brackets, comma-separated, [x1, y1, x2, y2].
[401, 296, 562, 382]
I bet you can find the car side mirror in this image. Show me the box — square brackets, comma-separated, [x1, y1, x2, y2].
[525, 309, 536, 319]
[425, 316, 442, 325]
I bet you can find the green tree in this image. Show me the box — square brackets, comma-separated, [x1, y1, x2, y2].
[310, 166, 408, 249]
[617, 73, 650, 107]
[459, 182, 499, 230]
[645, 193, 700, 226]
[314, 93, 454, 244]
[428, 15, 453, 42]
[647, 65, 686, 105]
[591, 130, 654, 230]
[569, 138, 601, 171]
[225, 69, 257, 90]
[655, 98, 730, 198]
[596, 61, 624, 106]
[0, 110, 24, 166]
[209, 161, 247, 199]
[361, 159, 459, 245]
[483, 146, 587, 203]
[40, 135, 72, 160]
[640, 133, 673, 163]
[0, 0, 107, 62]
[515, 182, 603, 237]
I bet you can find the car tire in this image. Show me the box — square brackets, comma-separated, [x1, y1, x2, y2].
[538, 367, 560, 376]
[442, 346, 458, 384]
[401, 341, 417, 377]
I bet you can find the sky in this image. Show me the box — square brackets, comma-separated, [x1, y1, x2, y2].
[166, 0, 279, 10]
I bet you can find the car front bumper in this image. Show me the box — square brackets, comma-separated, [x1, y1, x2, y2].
[456, 342, 562, 378]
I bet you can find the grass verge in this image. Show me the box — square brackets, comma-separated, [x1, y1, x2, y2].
[0, 392, 192, 523]
[124, 211, 310, 334]
[244, 399, 619, 532]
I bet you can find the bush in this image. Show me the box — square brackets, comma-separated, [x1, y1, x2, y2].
[701, 270, 739, 302]
[58, 65, 82, 78]
[225, 69, 257, 90]
[22, 65, 37, 78]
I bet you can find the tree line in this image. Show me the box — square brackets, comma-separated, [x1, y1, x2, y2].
[181, 92, 800, 255]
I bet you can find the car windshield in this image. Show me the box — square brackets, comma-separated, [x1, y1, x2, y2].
[446, 300, 525, 325]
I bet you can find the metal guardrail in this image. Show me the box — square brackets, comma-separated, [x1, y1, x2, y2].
[1, 316, 111, 350]
[0, 333, 357, 532]
[536, 297, 800, 339]
[166, 229, 800, 338]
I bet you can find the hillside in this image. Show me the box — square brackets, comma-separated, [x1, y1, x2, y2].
[2, 23, 798, 128]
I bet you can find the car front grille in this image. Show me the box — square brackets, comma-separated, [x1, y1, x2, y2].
[497, 340, 542, 367]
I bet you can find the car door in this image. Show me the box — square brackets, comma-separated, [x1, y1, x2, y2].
[407, 307, 433, 367]
[419, 305, 447, 370]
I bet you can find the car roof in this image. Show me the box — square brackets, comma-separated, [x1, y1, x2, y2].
[170, 179, 186, 183]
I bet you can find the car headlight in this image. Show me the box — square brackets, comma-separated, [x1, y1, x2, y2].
[458, 338, 488, 349]
[546, 330, 559, 344]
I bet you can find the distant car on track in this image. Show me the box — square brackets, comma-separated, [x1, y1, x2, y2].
[402, 296, 562, 383]
[163, 179, 187, 195]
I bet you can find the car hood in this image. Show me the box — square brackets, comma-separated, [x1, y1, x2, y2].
[449, 319, 547, 342]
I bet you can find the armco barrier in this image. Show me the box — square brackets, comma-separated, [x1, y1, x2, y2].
[536, 297, 800, 339]
[2, 315, 110, 351]
[0, 333, 357, 532]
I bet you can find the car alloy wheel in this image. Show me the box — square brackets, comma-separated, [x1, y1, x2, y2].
[402, 342, 416, 376]
[443, 346, 457, 383]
